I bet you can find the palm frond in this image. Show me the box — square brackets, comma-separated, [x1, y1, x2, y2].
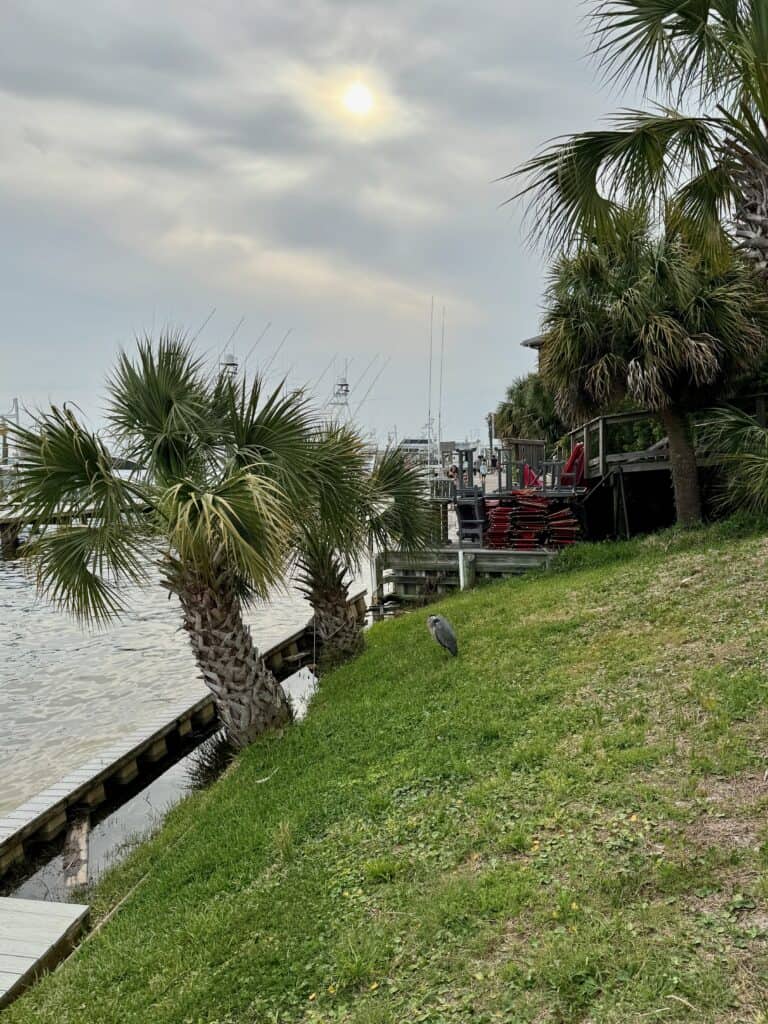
[309, 425, 371, 548]
[698, 404, 768, 511]
[158, 470, 290, 601]
[293, 530, 349, 602]
[8, 404, 152, 623]
[28, 524, 148, 626]
[9, 405, 146, 524]
[365, 448, 432, 555]
[505, 108, 722, 251]
[590, 0, 741, 102]
[107, 330, 214, 481]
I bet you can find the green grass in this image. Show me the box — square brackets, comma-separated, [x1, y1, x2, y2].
[9, 518, 768, 1023]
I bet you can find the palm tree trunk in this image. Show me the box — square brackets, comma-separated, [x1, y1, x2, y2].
[731, 145, 768, 280]
[177, 577, 292, 748]
[659, 407, 702, 527]
[311, 583, 364, 669]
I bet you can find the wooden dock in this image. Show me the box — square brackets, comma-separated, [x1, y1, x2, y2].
[376, 547, 555, 603]
[0, 897, 89, 1008]
[0, 591, 368, 881]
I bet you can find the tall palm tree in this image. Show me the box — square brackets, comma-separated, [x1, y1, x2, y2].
[507, 1, 768, 270]
[293, 444, 431, 668]
[9, 334, 360, 748]
[540, 211, 768, 524]
[495, 373, 567, 446]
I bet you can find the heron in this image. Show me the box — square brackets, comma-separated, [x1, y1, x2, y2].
[427, 615, 458, 657]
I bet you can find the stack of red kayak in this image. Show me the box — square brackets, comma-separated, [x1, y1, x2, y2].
[485, 504, 514, 548]
[545, 506, 581, 547]
[509, 494, 549, 550]
[480, 493, 582, 550]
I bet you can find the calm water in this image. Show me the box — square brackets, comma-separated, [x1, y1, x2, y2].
[1, 559, 365, 814]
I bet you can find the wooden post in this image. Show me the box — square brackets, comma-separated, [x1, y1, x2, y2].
[458, 550, 476, 591]
[618, 468, 631, 539]
[582, 424, 590, 479]
[598, 418, 606, 477]
[465, 552, 476, 589]
[63, 814, 90, 891]
[0, 523, 21, 559]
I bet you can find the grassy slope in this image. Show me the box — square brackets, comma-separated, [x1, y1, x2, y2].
[8, 520, 768, 1024]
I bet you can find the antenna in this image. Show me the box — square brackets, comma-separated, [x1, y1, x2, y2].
[427, 297, 434, 455]
[263, 328, 293, 376]
[192, 307, 217, 344]
[351, 354, 379, 392]
[242, 321, 272, 372]
[312, 354, 336, 392]
[438, 305, 445, 456]
[353, 357, 391, 418]
[225, 315, 246, 351]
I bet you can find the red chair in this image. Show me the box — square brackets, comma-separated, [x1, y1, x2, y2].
[522, 463, 542, 488]
[561, 443, 585, 487]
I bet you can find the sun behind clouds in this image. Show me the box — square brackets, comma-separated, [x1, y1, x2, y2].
[342, 81, 374, 117]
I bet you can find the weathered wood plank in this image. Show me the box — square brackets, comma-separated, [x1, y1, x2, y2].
[0, 898, 89, 1008]
[0, 954, 36, 973]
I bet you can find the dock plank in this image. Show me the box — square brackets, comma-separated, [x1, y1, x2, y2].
[0, 897, 89, 1008]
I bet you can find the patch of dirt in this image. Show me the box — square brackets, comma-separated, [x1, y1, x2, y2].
[741, 910, 768, 934]
[479, 917, 536, 968]
[697, 772, 768, 808]
[688, 814, 762, 851]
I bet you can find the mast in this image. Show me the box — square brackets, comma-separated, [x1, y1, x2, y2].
[437, 305, 445, 461]
[427, 296, 434, 457]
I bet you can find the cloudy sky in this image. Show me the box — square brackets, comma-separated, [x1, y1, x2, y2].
[0, 0, 619, 443]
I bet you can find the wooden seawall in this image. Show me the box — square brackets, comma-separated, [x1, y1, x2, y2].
[0, 591, 368, 881]
[376, 547, 555, 604]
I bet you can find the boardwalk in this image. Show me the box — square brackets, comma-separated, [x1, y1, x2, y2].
[0, 897, 88, 1007]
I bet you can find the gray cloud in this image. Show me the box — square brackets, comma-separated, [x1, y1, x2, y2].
[0, 0, 618, 440]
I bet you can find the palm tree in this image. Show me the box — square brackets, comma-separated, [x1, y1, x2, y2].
[293, 443, 431, 668]
[507, 1, 768, 270]
[540, 211, 768, 524]
[9, 333, 360, 748]
[495, 373, 567, 446]
[699, 406, 768, 512]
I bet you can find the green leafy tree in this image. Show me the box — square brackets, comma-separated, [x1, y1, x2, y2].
[495, 373, 567, 446]
[540, 211, 768, 524]
[293, 443, 431, 668]
[9, 334, 362, 748]
[507, 1, 768, 271]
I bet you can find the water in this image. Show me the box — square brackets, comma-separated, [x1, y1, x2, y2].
[0, 559, 360, 815]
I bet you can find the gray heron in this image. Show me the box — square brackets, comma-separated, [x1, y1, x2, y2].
[427, 615, 458, 657]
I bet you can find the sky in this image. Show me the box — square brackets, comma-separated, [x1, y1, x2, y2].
[0, 0, 622, 444]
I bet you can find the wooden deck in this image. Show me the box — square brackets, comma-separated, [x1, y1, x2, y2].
[376, 547, 555, 602]
[0, 897, 89, 1008]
